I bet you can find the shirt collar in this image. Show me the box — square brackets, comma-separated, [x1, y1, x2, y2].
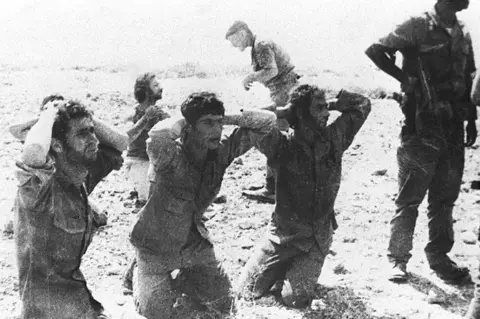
[427, 8, 460, 34]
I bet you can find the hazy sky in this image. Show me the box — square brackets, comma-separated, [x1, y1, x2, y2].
[1, 0, 479, 73]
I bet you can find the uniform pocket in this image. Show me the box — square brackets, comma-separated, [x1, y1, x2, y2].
[53, 210, 86, 234]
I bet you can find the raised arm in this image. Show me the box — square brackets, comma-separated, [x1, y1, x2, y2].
[244, 42, 278, 90]
[21, 106, 57, 167]
[329, 90, 372, 152]
[92, 117, 129, 152]
[222, 108, 283, 163]
[146, 116, 186, 173]
[126, 106, 168, 143]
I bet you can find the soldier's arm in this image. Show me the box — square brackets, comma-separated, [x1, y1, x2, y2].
[92, 117, 129, 152]
[246, 43, 278, 84]
[472, 73, 480, 106]
[365, 16, 425, 90]
[365, 44, 407, 84]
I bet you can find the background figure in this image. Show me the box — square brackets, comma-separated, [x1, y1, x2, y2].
[122, 72, 170, 294]
[236, 85, 371, 308]
[225, 20, 300, 203]
[365, 0, 477, 284]
[125, 72, 169, 205]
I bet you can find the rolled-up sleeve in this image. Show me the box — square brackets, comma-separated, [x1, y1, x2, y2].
[378, 16, 426, 50]
[223, 109, 285, 164]
[15, 157, 55, 211]
[146, 117, 184, 181]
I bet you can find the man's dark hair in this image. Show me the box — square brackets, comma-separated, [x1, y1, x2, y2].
[225, 20, 253, 39]
[288, 84, 325, 129]
[134, 72, 157, 103]
[180, 92, 225, 125]
[52, 100, 93, 144]
[40, 94, 64, 110]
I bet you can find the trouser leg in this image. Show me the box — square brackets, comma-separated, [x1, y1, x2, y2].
[425, 125, 464, 266]
[133, 251, 178, 319]
[283, 219, 333, 308]
[388, 138, 438, 264]
[237, 237, 299, 300]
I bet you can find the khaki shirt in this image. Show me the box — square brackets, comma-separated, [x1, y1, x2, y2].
[14, 145, 122, 319]
[260, 91, 371, 251]
[251, 37, 297, 91]
[378, 9, 475, 102]
[130, 110, 277, 268]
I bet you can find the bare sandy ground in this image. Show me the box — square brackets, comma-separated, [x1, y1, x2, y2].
[0, 67, 479, 318]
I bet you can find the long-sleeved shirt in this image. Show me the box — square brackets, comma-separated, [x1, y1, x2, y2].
[373, 8, 475, 122]
[14, 145, 123, 319]
[126, 105, 170, 160]
[129, 110, 277, 268]
[259, 91, 371, 251]
[251, 36, 298, 91]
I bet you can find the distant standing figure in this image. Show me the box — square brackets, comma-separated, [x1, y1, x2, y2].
[125, 72, 170, 205]
[365, 0, 477, 284]
[226, 20, 300, 203]
[122, 72, 170, 294]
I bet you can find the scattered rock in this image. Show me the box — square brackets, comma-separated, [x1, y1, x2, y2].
[471, 181, 480, 190]
[310, 299, 327, 311]
[3, 220, 14, 235]
[238, 220, 256, 230]
[426, 289, 447, 304]
[343, 237, 357, 243]
[462, 233, 477, 245]
[233, 158, 243, 165]
[333, 263, 349, 275]
[372, 169, 387, 176]
[213, 194, 227, 204]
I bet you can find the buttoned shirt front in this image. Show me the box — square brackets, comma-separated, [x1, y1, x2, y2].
[14, 145, 122, 319]
[129, 110, 277, 268]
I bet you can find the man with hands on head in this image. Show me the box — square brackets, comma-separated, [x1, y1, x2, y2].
[11, 99, 128, 319]
[237, 85, 371, 309]
[129, 91, 280, 318]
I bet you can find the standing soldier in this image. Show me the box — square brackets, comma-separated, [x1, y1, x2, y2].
[226, 20, 300, 203]
[365, 0, 477, 284]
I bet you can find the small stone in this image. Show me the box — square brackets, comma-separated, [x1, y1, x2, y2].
[372, 169, 387, 176]
[333, 263, 349, 275]
[427, 289, 446, 304]
[116, 296, 126, 306]
[3, 220, 14, 235]
[310, 299, 327, 311]
[462, 232, 477, 245]
[239, 221, 255, 230]
[234, 158, 243, 165]
[213, 195, 227, 204]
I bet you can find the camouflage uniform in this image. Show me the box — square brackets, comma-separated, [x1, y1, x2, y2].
[237, 91, 371, 307]
[374, 9, 476, 269]
[250, 37, 300, 189]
